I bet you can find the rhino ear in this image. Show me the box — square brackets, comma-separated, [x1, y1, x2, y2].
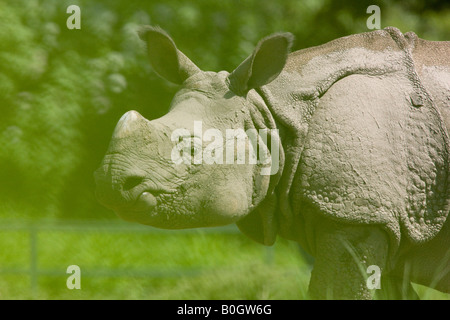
[138, 26, 201, 84]
[227, 32, 294, 96]
[236, 193, 278, 246]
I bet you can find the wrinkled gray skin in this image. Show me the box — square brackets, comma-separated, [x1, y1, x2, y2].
[95, 26, 450, 299]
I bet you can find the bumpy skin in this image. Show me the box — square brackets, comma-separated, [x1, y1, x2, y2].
[264, 28, 450, 298]
[95, 26, 450, 299]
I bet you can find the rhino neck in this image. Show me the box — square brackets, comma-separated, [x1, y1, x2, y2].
[255, 77, 316, 241]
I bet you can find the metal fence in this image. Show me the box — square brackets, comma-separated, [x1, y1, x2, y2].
[0, 220, 275, 297]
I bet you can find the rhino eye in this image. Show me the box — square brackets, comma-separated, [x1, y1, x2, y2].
[190, 145, 197, 157]
[179, 136, 201, 161]
[190, 136, 202, 157]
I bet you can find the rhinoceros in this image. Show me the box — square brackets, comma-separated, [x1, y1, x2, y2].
[94, 26, 450, 299]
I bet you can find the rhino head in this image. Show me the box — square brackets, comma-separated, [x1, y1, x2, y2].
[94, 26, 293, 244]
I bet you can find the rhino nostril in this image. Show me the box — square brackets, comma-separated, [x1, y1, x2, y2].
[123, 176, 144, 191]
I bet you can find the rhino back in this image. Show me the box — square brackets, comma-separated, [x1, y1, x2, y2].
[410, 37, 450, 135]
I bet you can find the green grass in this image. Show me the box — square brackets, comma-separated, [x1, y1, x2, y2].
[0, 219, 448, 300]
[0, 220, 310, 299]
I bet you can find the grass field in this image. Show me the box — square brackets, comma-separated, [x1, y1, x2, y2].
[0, 219, 311, 299]
[0, 219, 448, 300]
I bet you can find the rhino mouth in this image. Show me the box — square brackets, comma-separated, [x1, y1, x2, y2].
[114, 189, 171, 219]
[129, 191, 159, 212]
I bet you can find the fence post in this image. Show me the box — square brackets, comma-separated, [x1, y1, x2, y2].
[265, 246, 274, 265]
[29, 224, 38, 298]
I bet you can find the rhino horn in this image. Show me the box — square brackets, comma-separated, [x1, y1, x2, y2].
[112, 110, 148, 139]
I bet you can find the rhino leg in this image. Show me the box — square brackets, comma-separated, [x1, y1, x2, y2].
[308, 219, 390, 300]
